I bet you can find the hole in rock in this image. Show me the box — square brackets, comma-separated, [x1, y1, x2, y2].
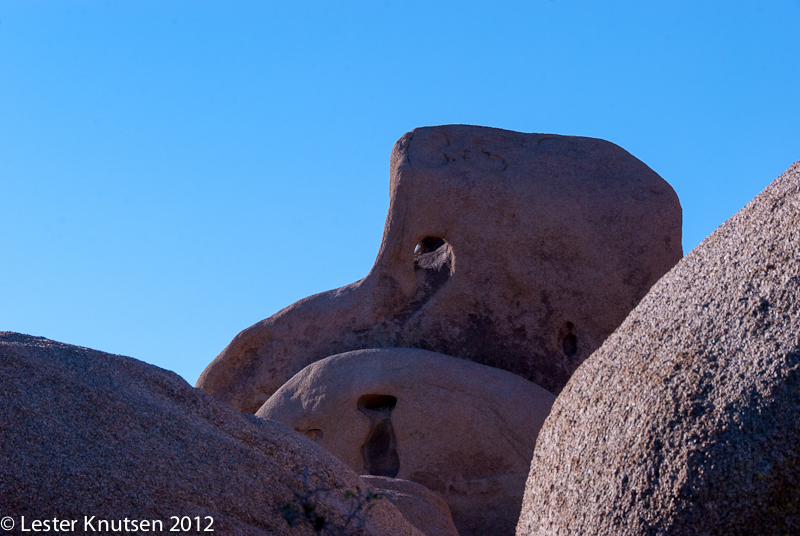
[560, 322, 578, 358]
[358, 394, 397, 415]
[415, 236, 446, 255]
[362, 418, 400, 478]
[413, 237, 453, 299]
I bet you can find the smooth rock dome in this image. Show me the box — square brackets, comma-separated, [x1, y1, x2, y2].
[258, 347, 556, 536]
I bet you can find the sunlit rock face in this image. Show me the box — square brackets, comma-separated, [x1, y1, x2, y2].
[257, 348, 556, 536]
[517, 161, 800, 536]
[0, 333, 423, 536]
[197, 125, 683, 413]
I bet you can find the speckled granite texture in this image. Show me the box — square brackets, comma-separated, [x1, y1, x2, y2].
[0, 333, 422, 536]
[518, 161, 800, 536]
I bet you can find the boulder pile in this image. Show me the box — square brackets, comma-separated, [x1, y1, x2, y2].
[198, 125, 682, 414]
[196, 125, 683, 536]
[11, 124, 760, 536]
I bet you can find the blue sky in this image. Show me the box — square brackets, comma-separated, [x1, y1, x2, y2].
[2, 1, 798, 384]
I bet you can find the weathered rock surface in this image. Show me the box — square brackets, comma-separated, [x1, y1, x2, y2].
[258, 348, 556, 536]
[0, 332, 423, 536]
[361, 476, 459, 536]
[198, 125, 682, 413]
[517, 161, 800, 535]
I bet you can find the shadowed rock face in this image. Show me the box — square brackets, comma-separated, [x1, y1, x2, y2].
[517, 161, 800, 536]
[198, 125, 683, 413]
[257, 348, 556, 536]
[0, 333, 422, 536]
[360, 476, 459, 536]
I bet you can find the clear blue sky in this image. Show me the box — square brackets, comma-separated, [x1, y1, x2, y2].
[2, 1, 798, 384]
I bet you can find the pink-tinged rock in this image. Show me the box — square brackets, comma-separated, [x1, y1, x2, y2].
[517, 161, 800, 535]
[258, 348, 556, 536]
[198, 125, 682, 414]
[0, 333, 423, 536]
[361, 476, 459, 536]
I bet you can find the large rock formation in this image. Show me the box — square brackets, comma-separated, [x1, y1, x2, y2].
[258, 348, 556, 536]
[198, 124, 683, 413]
[517, 161, 800, 535]
[0, 333, 422, 536]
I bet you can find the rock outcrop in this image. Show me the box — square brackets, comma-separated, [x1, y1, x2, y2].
[361, 476, 459, 536]
[198, 124, 682, 413]
[0, 333, 422, 536]
[258, 348, 556, 536]
[517, 161, 800, 535]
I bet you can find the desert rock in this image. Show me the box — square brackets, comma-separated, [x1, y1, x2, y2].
[258, 348, 556, 536]
[361, 476, 459, 536]
[198, 125, 682, 413]
[0, 332, 422, 536]
[517, 161, 800, 535]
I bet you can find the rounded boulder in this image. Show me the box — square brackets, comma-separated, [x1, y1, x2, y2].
[258, 348, 556, 536]
[517, 161, 800, 535]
